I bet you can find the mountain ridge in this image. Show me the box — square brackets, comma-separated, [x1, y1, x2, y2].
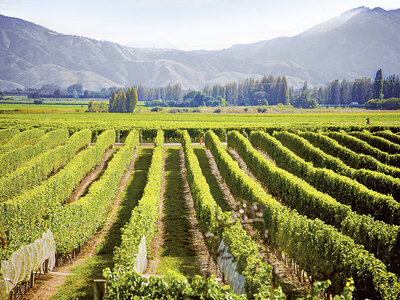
[0, 7, 399, 90]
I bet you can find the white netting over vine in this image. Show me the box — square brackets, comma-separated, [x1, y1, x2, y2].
[134, 235, 147, 274]
[0, 230, 55, 298]
[217, 239, 245, 295]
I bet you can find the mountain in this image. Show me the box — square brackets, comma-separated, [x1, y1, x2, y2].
[0, 7, 399, 90]
[126, 39, 179, 50]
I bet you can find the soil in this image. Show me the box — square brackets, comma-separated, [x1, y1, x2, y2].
[23, 148, 139, 300]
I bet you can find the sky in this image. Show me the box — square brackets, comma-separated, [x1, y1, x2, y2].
[0, 0, 399, 50]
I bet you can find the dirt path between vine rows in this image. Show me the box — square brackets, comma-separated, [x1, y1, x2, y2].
[206, 147, 309, 298]
[23, 148, 139, 300]
[66, 146, 116, 204]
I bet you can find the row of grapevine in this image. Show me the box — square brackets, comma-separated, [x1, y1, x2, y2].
[0, 128, 19, 145]
[229, 131, 400, 275]
[328, 131, 400, 167]
[0, 130, 115, 262]
[255, 131, 400, 225]
[51, 130, 139, 253]
[0, 128, 44, 155]
[295, 131, 400, 199]
[181, 130, 274, 298]
[350, 130, 400, 154]
[205, 130, 399, 298]
[374, 130, 400, 144]
[2, 115, 399, 144]
[0, 129, 91, 202]
[113, 130, 164, 269]
[0, 129, 69, 178]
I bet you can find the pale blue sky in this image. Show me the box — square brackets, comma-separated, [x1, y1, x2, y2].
[0, 0, 399, 50]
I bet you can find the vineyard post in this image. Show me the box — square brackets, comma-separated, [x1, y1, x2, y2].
[93, 279, 107, 300]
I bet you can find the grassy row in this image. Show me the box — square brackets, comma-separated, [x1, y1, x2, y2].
[182, 130, 274, 298]
[328, 131, 400, 167]
[0, 128, 44, 154]
[113, 130, 164, 269]
[51, 130, 140, 253]
[0, 130, 115, 262]
[268, 131, 400, 223]
[205, 130, 399, 298]
[0, 129, 91, 202]
[295, 131, 400, 199]
[0, 129, 69, 178]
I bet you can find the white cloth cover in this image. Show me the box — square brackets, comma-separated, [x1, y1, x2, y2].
[217, 239, 245, 295]
[0, 230, 56, 298]
[134, 235, 147, 274]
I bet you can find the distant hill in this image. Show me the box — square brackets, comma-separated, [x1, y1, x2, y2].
[126, 39, 179, 50]
[0, 6, 399, 90]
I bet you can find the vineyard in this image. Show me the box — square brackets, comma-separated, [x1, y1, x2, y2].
[0, 119, 400, 299]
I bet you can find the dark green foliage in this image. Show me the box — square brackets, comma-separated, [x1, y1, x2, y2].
[87, 101, 108, 112]
[374, 130, 400, 144]
[0, 130, 116, 261]
[328, 131, 400, 168]
[103, 268, 245, 300]
[206, 130, 399, 298]
[373, 69, 384, 100]
[292, 82, 318, 108]
[53, 130, 139, 253]
[114, 131, 163, 268]
[109, 87, 138, 113]
[296, 131, 400, 200]
[233, 131, 400, 275]
[182, 131, 273, 298]
[366, 97, 400, 110]
[350, 130, 400, 155]
[255, 131, 400, 227]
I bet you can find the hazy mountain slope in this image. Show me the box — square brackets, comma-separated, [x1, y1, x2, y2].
[0, 7, 399, 90]
[126, 39, 179, 50]
[221, 7, 400, 82]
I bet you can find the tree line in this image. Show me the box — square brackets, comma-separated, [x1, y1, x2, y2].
[3, 69, 400, 110]
[312, 70, 400, 106]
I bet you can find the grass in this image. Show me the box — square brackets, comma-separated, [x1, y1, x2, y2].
[53, 147, 153, 299]
[156, 147, 201, 277]
[193, 146, 231, 212]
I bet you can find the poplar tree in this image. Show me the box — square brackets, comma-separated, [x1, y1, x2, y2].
[126, 87, 138, 112]
[117, 88, 127, 112]
[373, 69, 384, 100]
[109, 91, 117, 112]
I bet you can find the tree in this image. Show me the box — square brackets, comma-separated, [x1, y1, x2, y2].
[116, 88, 127, 112]
[373, 69, 384, 100]
[293, 81, 317, 108]
[126, 87, 138, 112]
[0, 91, 5, 99]
[109, 91, 117, 112]
[67, 84, 83, 95]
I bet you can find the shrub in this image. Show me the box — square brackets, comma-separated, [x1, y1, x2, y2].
[150, 106, 163, 112]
